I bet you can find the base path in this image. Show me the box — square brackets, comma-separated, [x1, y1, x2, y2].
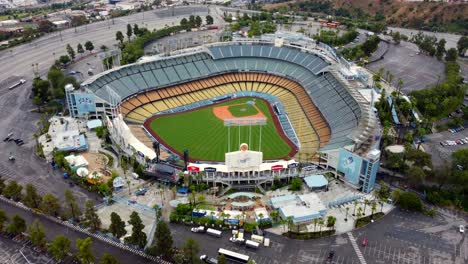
[212, 103, 266, 121]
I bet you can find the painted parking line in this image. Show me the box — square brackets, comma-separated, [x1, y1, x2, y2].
[347, 233, 367, 264]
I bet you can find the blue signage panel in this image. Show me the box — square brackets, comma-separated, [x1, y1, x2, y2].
[337, 149, 362, 185]
[74, 93, 96, 116]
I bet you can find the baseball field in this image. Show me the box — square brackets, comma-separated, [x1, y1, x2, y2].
[144, 97, 296, 161]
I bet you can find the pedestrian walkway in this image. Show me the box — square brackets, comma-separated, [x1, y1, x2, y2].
[347, 232, 367, 264]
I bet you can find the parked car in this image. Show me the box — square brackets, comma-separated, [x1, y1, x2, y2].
[229, 236, 245, 244]
[134, 188, 147, 196]
[200, 255, 218, 264]
[460, 225, 465, 233]
[191, 226, 205, 233]
[362, 237, 368, 247]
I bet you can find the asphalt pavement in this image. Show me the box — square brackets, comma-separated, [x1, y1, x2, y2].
[0, 199, 153, 264]
[0, 5, 226, 204]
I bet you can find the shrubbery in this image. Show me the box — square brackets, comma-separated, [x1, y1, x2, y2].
[411, 62, 465, 120]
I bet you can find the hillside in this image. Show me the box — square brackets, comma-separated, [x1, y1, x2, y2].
[264, 0, 468, 34]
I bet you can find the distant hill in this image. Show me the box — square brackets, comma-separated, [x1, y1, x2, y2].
[264, 0, 468, 34]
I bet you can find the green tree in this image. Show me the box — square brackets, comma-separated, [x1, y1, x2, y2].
[40, 193, 61, 216]
[155, 220, 173, 259]
[100, 253, 119, 264]
[445, 48, 458, 61]
[134, 23, 141, 36]
[48, 235, 71, 261]
[180, 18, 188, 28]
[453, 149, 468, 169]
[183, 238, 199, 264]
[206, 15, 214, 25]
[84, 200, 101, 232]
[59, 55, 71, 65]
[85, 41, 94, 53]
[326, 216, 336, 231]
[189, 15, 195, 27]
[288, 178, 302, 191]
[457, 36, 468, 56]
[77, 43, 85, 56]
[23, 183, 42, 209]
[0, 209, 8, 232]
[6, 214, 26, 235]
[27, 219, 46, 248]
[125, 211, 147, 248]
[218, 254, 227, 264]
[392, 31, 401, 45]
[3, 180, 22, 201]
[64, 189, 81, 221]
[76, 237, 95, 264]
[407, 166, 426, 187]
[66, 44, 76, 60]
[0, 176, 5, 195]
[398, 192, 422, 211]
[126, 24, 133, 41]
[195, 15, 202, 27]
[435, 38, 446, 60]
[116, 31, 124, 44]
[109, 212, 127, 239]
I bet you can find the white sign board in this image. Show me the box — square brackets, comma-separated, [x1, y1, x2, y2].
[225, 150, 263, 171]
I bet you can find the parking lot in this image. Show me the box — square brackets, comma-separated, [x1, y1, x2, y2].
[367, 41, 445, 93]
[422, 127, 468, 168]
[0, 236, 57, 264]
[169, 204, 468, 264]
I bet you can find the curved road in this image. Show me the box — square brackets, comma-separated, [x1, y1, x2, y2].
[0, 5, 466, 264]
[0, 5, 225, 203]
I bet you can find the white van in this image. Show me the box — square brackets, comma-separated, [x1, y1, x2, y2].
[132, 172, 139, 179]
[251, 234, 264, 243]
[245, 240, 260, 249]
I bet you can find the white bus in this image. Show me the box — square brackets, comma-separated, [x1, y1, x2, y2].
[218, 248, 251, 263]
[206, 228, 222, 238]
[8, 79, 26, 90]
[245, 240, 259, 249]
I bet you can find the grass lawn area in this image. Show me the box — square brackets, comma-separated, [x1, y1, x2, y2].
[196, 204, 216, 211]
[147, 97, 293, 161]
[228, 103, 259, 117]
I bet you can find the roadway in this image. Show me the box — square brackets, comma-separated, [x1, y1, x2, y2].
[0, 5, 226, 203]
[0, 199, 153, 263]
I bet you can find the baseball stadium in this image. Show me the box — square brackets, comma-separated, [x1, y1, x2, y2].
[80, 40, 374, 162]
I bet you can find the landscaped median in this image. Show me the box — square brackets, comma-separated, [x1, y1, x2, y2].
[284, 230, 336, 240]
[354, 212, 385, 228]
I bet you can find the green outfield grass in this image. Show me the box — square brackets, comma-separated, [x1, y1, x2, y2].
[147, 97, 293, 161]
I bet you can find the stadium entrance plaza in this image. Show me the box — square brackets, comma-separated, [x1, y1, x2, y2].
[96, 170, 394, 239]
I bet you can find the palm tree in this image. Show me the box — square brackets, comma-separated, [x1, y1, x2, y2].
[258, 213, 264, 222]
[345, 207, 350, 222]
[210, 211, 215, 221]
[379, 197, 386, 213]
[396, 78, 404, 100]
[352, 200, 358, 216]
[363, 199, 369, 216]
[286, 217, 293, 232]
[270, 210, 279, 222]
[313, 218, 319, 232]
[371, 201, 377, 217]
[357, 207, 363, 219]
[318, 219, 324, 235]
[326, 216, 336, 231]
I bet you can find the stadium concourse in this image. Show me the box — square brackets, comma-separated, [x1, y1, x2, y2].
[70, 32, 381, 193]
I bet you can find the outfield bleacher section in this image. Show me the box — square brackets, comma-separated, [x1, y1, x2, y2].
[82, 42, 362, 151]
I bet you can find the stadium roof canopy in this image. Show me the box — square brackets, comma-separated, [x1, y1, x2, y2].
[303, 175, 328, 188]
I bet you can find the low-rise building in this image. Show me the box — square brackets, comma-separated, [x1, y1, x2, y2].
[271, 193, 327, 224]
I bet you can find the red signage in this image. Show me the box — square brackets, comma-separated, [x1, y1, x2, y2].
[271, 165, 284, 171]
[187, 166, 200, 172]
